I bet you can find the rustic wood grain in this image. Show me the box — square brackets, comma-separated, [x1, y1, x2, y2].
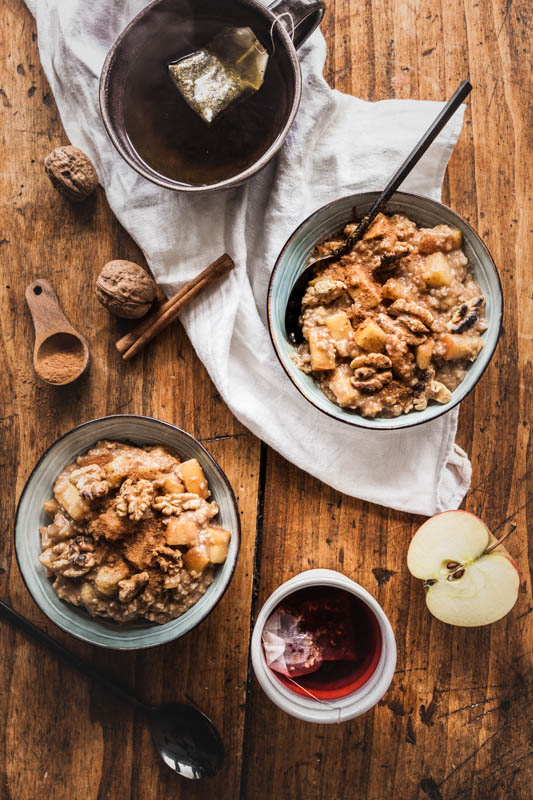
[245, 1, 533, 799]
[1, 0, 532, 799]
[0, 2, 260, 799]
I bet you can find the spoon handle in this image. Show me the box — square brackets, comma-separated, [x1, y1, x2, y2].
[343, 79, 472, 248]
[0, 599, 151, 713]
[25, 279, 78, 347]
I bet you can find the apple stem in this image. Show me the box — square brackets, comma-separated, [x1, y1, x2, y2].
[483, 523, 517, 555]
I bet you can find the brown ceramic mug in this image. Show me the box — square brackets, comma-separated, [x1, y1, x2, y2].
[99, 0, 325, 192]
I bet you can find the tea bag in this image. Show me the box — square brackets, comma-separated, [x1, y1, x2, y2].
[168, 27, 269, 124]
[262, 609, 323, 678]
[261, 591, 358, 678]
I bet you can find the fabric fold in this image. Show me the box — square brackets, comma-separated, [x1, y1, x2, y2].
[26, 0, 471, 515]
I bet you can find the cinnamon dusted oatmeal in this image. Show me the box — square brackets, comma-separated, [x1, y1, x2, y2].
[39, 441, 231, 624]
[293, 213, 487, 418]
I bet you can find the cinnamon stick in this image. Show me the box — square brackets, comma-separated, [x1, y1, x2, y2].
[116, 254, 234, 360]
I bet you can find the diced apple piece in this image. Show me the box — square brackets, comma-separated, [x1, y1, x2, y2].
[179, 458, 210, 499]
[354, 319, 387, 353]
[416, 339, 435, 370]
[307, 327, 336, 371]
[161, 474, 185, 494]
[442, 333, 483, 361]
[325, 312, 352, 341]
[166, 514, 200, 546]
[381, 278, 415, 302]
[347, 274, 382, 308]
[80, 581, 96, 605]
[418, 225, 463, 253]
[203, 527, 231, 563]
[54, 482, 88, 522]
[43, 498, 59, 516]
[422, 252, 452, 288]
[325, 312, 353, 357]
[329, 366, 359, 406]
[183, 545, 210, 575]
[95, 563, 130, 597]
[447, 227, 462, 249]
[362, 212, 389, 240]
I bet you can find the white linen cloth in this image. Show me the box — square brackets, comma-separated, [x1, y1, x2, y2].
[25, 0, 471, 515]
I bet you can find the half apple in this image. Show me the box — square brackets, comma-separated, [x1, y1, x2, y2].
[407, 511, 519, 627]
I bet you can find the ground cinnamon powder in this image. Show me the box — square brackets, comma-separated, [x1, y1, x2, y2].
[36, 333, 86, 384]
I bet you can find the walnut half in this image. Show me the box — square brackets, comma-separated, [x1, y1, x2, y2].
[350, 353, 393, 393]
[115, 478, 154, 521]
[69, 465, 110, 501]
[153, 492, 202, 516]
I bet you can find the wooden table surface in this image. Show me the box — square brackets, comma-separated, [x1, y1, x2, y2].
[1, 0, 532, 798]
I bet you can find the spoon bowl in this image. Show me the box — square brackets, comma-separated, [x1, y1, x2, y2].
[34, 330, 89, 385]
[150, 702, 225, 779]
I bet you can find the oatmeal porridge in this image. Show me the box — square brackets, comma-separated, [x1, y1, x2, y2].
[39, 441, 231, 624]
[292, 212, 487, 418]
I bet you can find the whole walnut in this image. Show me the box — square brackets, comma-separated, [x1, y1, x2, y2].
[96, 260, 157, 319]
[44, 145, 98, 203]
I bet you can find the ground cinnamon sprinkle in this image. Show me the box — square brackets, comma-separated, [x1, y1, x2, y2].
[36, 333, 86, 383]
[121, 519, 165, 579]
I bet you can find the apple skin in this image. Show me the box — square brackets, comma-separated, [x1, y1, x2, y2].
[407, 511, 520, 627]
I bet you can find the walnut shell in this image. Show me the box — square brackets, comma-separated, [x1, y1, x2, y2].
[96, 260, 156, 319]
[44, 145, 98, 203]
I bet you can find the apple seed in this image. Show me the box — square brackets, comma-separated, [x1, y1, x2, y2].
[447, 567, 465, 581]
[446, 561, 460, 569]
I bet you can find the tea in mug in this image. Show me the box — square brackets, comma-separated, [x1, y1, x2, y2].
[123, 17, 290, 186]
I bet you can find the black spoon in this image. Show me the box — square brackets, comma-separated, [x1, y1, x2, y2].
[0, 599, 224, 780]
[285, 79, 472, 344]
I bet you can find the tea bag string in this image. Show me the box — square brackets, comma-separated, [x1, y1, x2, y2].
[269, 11, 295, 54]
[285, 675, 343, 725]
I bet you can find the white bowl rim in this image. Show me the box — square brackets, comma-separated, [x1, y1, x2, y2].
[14, 413, 241, 650]
[267, 190, 503, 431]
[250, 568, 397, 723]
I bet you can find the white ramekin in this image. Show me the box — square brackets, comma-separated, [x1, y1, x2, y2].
[251, 569, 397, 723]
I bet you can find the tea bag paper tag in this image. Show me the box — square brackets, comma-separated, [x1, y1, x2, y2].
[168, 27, 268, 125]
[261, 629, 286, 663]
[261, 609, 322, 677]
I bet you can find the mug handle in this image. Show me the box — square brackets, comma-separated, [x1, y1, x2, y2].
[267, 0, 325, 50]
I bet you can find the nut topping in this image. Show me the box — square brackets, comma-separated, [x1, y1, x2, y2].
[118, 571, 149, 603]
[350, 353, 392, 370]
[449, 297, 484, 334]
[115, 478, 154, 521]
[153, 492, 202, 515]
[39, 536, 96, 578]
[388, 299, 435, 330]
[69, 465, 110, 501]
[301, 279, 346, 308]
[350, 352, 393, 393]
[428, 379, 452, 405]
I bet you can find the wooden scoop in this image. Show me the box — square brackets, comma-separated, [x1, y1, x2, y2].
[25, 279, 90, 385]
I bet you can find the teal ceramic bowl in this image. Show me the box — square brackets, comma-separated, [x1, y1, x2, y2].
[268, 191, 503, 430]
[15, 415, 241, 649]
